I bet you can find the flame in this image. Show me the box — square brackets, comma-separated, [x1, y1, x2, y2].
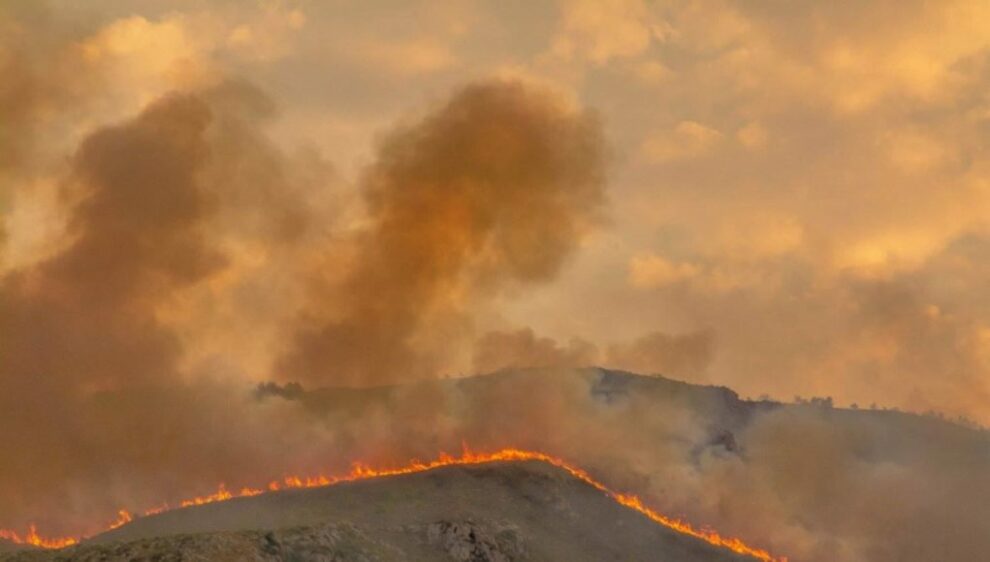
[107, 510, 133, 531]
[0, 447, 786, 561]
[0, 526, 77, 550]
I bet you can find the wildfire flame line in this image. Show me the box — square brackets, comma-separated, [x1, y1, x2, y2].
[0, 447, 787, 561]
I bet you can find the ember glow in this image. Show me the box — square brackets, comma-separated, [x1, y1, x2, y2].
[0, 447, 786, 561]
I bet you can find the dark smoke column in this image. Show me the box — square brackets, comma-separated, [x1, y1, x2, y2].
[279, 80, 606, 386]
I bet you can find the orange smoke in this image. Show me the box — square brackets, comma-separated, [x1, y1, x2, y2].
[0, 447, 786, 561]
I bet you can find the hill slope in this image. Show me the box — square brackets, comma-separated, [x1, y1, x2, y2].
[2, 460, 754, 562]
[0, 542, 25, 555]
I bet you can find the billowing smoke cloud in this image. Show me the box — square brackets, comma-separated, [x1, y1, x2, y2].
[278, 81, 605, 385]
[472, 327, 714, 382]
[0, 71, 607, 534]
[472, 328, 599, 373]
[689, 404, 990, 562]
[0, 92, 215, 528]
[1, 93, 218, 394]
[0, 4, 70, 179]
[0, 10, 336, 530]
[605, 329, 715, 380]
[0, 88, 322, 533]
[1, 3, 94, 271]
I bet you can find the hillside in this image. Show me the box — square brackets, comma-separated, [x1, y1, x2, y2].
[3, 368, 985, 562]
[0, 542, 25, 555]
[2, 460, 754, 562]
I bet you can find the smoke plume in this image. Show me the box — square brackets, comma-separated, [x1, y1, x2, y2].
[0, 92, 216, 529]
[278, 81, 606, 385]
[0, 72, 607, 534]
[605, 330, 715, 380]
[1, 93, 218, 392]
[0, 13, 334, 530]
[472, 328, 599, 373]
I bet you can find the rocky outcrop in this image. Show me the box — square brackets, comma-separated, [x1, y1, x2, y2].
[425, 520, 524, 562]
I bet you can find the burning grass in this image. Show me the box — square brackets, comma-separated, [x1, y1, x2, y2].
[0, 446, 786, 561]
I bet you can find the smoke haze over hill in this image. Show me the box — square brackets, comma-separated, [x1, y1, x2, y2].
[1, 2, 989, 561]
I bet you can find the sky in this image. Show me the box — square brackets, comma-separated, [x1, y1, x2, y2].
[3, 0, 990, 426]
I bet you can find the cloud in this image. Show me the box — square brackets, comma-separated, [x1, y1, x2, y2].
[639, 121, 724, 163]
[580, 0, 990, 423]
[628, 254, 700, 288]
[353, 37, 459, 76]
[735, 122, 768, 150]
[224, 4, 307, 62]
[549, 0, 656, 64]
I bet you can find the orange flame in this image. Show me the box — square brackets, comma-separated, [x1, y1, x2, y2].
[0, 447, 786, 561]
[0, 526, 78, 550]
[107, 510, 133, 531]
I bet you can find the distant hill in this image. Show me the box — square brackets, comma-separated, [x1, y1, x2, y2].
[264, 367, 780, 436]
